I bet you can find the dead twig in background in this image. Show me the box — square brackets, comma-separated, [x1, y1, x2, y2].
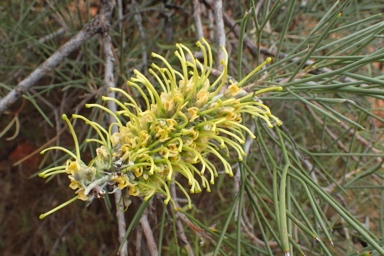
[212, 0, 226, 70]
[132, 0, 148, 73]
[135, 224, 143, 255]
[101, 2, 129, 254]
[0, 0, 115, 114]
[139, 209, 159, 256]
[170, 183, 195, 256]
[191, 0, 204, 40]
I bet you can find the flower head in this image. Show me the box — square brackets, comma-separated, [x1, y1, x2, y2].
[39, 38, 282, 218]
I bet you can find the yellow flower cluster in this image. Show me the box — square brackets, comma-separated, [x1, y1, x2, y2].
[39, 38, 282, 219]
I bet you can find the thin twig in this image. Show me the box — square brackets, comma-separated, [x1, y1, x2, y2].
[191, 0, 204, 40]
[220, 10, 271, 58]
[135, 224, 143, 255]
[129, 3, 156, 253]
[139, 209, 159, 256]
[12, 127, 66, 167]
[207, 5, 214, 41]
[0, 0, 115, 114]
[132, 0, 148, 72]
[101, 1, 129, 255]
[212, 0, 226, 71]
[240, 213, 278, 247]
[28, 27, 67, 50]
[170, 183, 195, 256]
[116, 0, 127, 51]
[102, 5, 129, 254]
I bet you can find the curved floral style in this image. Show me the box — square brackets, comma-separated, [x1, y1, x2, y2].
[39, 38, 282, 219]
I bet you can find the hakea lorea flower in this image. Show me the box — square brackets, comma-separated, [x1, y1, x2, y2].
[39, 38, 282, 219]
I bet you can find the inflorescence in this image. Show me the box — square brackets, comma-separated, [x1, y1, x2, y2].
[39, 38, 282, 219]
